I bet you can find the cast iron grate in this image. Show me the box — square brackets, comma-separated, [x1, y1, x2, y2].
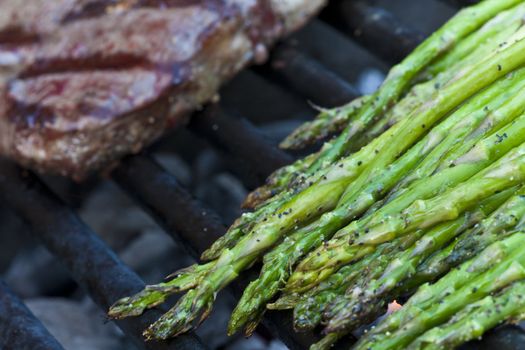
[1, 1, 524, 349]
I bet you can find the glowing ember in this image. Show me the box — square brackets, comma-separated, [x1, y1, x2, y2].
[387, 300, 402, 314]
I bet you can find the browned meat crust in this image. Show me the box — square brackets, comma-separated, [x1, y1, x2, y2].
[0, 0, 325, 178]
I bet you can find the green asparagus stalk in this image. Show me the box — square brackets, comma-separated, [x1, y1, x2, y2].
[407, 281, 525, 350]
[401, 184, 525, 293]
[227, 220, 360, 336]
[323, 188, 514, 333]
[203, 196, 287, 261]
[264, 0, 524, 208]
[422, 2, 525, 78]
[357, 131, 525, 246]
[206, 111, 397, 260]
[266, 248, 388, 312]
[280, 95, 370, 150]
[363, 231, 525, 342]
[108, 262, 213, 318]
[305, 0, 523, 177]
[447, 186, 525, 266]
[234, 15, 525, 248]
[386, 72, 525, 202]
[399, 237, 463, 295]
[200, 226, 244, 261]
[294, 231, 424, 334]
[289, 234, 416, 332]
[286, 102, 525, 293]
[355, 232, 525, 349]
[275, 2, 525, 201]
[310, 332, 345, 350]
[290, 253, 381, 329]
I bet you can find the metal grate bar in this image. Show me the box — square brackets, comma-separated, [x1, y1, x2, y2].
[188, 105, 293, 189]
[112, 154, 226, 256]
[323, 0, 424, 64]
[258, 44, 360, 107]
[0, 159, 206, 350]
[0, 279, 65, 350]
[440, 0, 480, 7]
[460, 325, 525, 350]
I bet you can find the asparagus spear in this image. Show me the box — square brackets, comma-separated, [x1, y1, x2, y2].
[262, 0, 524, 207]
[305, 0, 523, 177]
[290, 253, 381, 330]
[310, 332, 345, 350]
[401, 184, 525, 293]
[240, 151, 320, 210]
[399, 237, 463, 296]
[280, 95, 370, 150]
[268, 2, 525, 205]
[237, 13, 525, 234]
[286, 103, 525, 293]
[387, 70, 525, 203]
[355, 232, 525, 349]
[363, 231, 525, 341]
[288, 234, 417, 332]
[227, 220, 367, 336]
[108, 262, 213, 318]
[323, 188, 514, 333]
[407, 281, 525, 350]
[298, 232, 424, 332]
[283, 0, 525, 153]
[266, 248, 390, 312]
[422, 2, 525, 78]
[447, 186, 525, 265]
[357, 129, 525, 246]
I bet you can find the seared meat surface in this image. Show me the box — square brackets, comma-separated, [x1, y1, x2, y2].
[0, 0, 325, 178]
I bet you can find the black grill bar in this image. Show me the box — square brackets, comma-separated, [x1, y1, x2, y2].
[111, 154, 318, 350]
[112, 154, 226, 256]
[0, 279, 65, 350]
[188, 105, 293, 188]
[0, 159, 206, 350]
[258, 44, 360, 107]
[323, 0, 424, 64]
[460, 325, 525, 350]
[440, 0, 480, 7]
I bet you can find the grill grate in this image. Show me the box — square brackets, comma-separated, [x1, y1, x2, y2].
[0, 279, 64, 350]
[0, 1, 523, 349]
[0, 160, 205, 350]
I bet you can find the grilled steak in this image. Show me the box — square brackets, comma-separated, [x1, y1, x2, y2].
[0, 0, 325, 179]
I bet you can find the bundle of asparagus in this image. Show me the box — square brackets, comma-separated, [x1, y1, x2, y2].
[108, 0, 525, 348]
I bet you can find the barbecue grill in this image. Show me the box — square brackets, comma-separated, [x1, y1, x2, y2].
[1, 1, 524, 349]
